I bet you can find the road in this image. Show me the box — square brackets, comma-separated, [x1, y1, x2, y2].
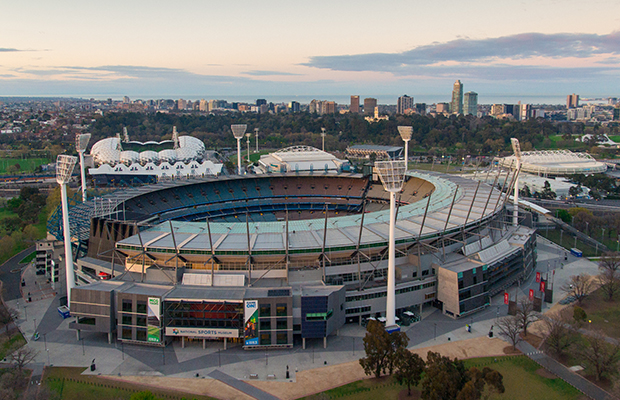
[0, 246, 35, 301]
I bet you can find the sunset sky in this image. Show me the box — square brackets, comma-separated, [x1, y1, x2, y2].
[2, 0, 620, 102]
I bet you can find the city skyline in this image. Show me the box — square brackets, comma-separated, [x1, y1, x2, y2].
[1, 0, 620, 98]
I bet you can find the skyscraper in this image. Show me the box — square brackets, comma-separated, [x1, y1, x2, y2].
[288, 101, 300, 113]
[451, 80, 463, 114]
[364, 98, 377, 116]
[463, 92, 478, 116]
[350, 96, 360, 113]
[567, 94, 579, 109]
[397, 95, 414, 114]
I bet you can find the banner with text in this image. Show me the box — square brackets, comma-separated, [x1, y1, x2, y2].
[147, 297, 161, 343]
[244, 300, 258, 346]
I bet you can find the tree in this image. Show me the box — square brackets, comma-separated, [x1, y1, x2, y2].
[568, 184, 583, 198]
[10, 347, 38, 374]
[359, 320, 409, 378]
[515, 299, 538, 336]
[561, 273, 594, 305]
[577, 331, 620, 381]
[541, 308, 578, 355]
[0, 307, 19, 338]
[599, 252, 620, 301]
[496, 316, 521, 350]
[573, 306, 587, 325]
[394, 351, 425, 396]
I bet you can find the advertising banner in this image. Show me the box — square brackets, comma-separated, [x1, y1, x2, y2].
[503, 292, 509, 305]
[165, 327, 239, 339]
[536, 272, 541, 283]
[147, 297, 161, 343]
[244, 300, 258, 346]
[540, 281, 546, 292]
[529, 289, 534, 301]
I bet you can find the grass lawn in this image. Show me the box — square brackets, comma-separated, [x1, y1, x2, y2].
[578, 287, 620, 339]
[18, 251, 36, 264]
[43, 367, 217, 400]
[538, 229, 603, 257]
[299, 355, 582, 400]
[0, 158, 50, 175]
[0, 332, 26, 360]
[609, 135, 620, 143]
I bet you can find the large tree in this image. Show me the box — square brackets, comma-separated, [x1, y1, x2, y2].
[359, 320, 409, 378]
[515, 299, 539, 336]
[496, 316, 521, 350]
[394, 351, 425, 396]
[599, 252, 620, 301]
[577, 331, 620, 381]
[561, 273, 594, 305]
[541, 308, 578, 355]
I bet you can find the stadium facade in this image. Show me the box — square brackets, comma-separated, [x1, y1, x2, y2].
[61, 161, 535, 349]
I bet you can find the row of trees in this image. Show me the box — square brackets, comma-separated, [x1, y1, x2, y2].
[359, 320, 504, 398]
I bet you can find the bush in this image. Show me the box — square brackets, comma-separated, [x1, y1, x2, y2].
[573, 306, 587, 323]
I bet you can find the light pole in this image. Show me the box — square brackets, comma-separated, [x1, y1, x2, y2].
[511, 138, 522, 226]
[397, 126, 412, 170]
[374, 160, 407, 331]
[231, 124, 247, 175]
[586, 221, 589, 236]
[255, 128, 259, 153]
[246, 132, 251, 165]
[602, 228, 606, 245]
[56, 155, 78, 308]
[321, 128, 326, 152]
[76, 134, 91, 202]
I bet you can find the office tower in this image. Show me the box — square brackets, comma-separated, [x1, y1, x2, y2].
[504, 104, 515, 117]
[397, 95, 414, 114]
[364, 98, 377, 116]
[350, 96, 360, 113]
[436, 103, 450, 113]
[309, 99, 322, 114]
[199, 99, 208, 112]
[177, 99, 187, 110]
[415, 103, 426, 115]
[519, 104, 532, 120]
[289, 101, 300, 113]
[123, 96, 130, 104]
[322, 101, 337, 114]
[567, 94, 579, 109]
[613, 106, 619, 121]
[463, 92, 478, 116]
[491, 104, 504, 116]
[256, 99, 267, 107]
[451, 80, 463, 114]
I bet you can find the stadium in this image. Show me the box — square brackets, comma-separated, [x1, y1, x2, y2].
[497, 149, 607, 176]
[51, 150, 536, 349]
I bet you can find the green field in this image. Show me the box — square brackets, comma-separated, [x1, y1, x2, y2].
[18, 251, 36, 264]
[301, 355, 582, 400]
[538, 228, 605, 257]
[580, 287, 620, 339]
[0, 158, 50, 174]
[609, 135, 620, 143]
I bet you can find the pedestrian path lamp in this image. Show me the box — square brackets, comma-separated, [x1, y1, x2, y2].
[397, 126, 412, 170]
[375, 160, 407, 331]
[76, 133, 91, 202]
[231, 124, 247, 175]
[56, 155, 78, 308]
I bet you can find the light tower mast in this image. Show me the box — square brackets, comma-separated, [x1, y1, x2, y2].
[56, 155, 78, 308]
[231, 124, 247, 175]
[246, 132, 251, 165]
[255, 128, 259, 153]
[321, 127, 326, 152]
[374, 160, 407, 332]
[511, 138, 522, 226]
[75, 133, 91, 202]
[397, 126, 412, 169]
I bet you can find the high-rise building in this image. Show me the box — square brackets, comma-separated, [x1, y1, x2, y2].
[397, 95, 414, 114]
[288, 101, 300, 113]
[177, 99, 187, 110]
[567, 94, 579, 109]
[415, 103, 427, 115]
[256, 99, 267, 107]
[451, 80, 463, 114]
[364, 98, 377, 116]
[613, 106, 620, 121]
[199, 99, 208, 112]
[321, 101, 337, 114]
[309, 99, 322, 114]
[436, 103, 450, 113]
[463, 92, 478, 116]
[491, 104, 504, 116]
[350, 96, 360, 113]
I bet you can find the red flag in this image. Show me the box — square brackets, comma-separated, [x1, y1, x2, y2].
[504, 292, 509, 305]
[540, 281, 546, 292]
[529, 289, 534, 301]
[536, 272, 541, 283]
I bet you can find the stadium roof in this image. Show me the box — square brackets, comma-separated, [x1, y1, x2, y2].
[498, 150, 607, 176]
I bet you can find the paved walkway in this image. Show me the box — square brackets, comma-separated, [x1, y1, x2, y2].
[517, 341, 614, 400]
[209, 369, 280, 400]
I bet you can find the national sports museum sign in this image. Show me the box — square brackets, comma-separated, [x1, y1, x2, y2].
[165, 327, 239, 339]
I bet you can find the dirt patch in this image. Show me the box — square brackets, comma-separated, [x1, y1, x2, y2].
[522, 333, 543, 349]
[502, 346, 521, 355]
[535, 368, 557, 379]
[398, 388, 421, 400]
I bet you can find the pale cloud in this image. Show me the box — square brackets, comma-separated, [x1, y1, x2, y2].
[243, 70, 301, 76]
[0, 48, 21, 52]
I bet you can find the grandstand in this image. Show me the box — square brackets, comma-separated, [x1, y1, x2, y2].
[58, 169, 536, 349]
[498, 149, 607, 176]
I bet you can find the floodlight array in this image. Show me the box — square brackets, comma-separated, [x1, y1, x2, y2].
[375, 160, 406, 192]
[76, 133, 91, 152]
[397, 126, 412, 141]
[56, 155, 78, 184]
[231, 124, 247, 139]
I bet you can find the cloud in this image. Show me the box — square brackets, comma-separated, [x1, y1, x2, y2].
[304, 31, 620, 73]
[243, 70, 301, 76]
[0, 48, 20, 52]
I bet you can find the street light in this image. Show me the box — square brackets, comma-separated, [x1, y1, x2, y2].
[56, 155, 78, 308]
[76, 133, 91, 202]
[374, 160, 406, 330]
[397, 126, 412, 170]
[321, 128, 326, 152]
[231, 125, 247, 175]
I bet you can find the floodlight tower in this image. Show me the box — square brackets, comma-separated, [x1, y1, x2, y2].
[246, 132, 251, 164]
[75, 133, 91, 202]
[397, 126, 412, 169]
[374, 160, 407, 331]
[231, 124, 247, 175]
[56, 155, 78, 308]
[321, 127, 326, 152]
[254, 128, 259, 153]
[511, 138, 522, 226]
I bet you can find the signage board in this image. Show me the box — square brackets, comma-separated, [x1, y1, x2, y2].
[147, 297, 161, 343]
[165, 327, 239, 339]
[244, 300, 259, 346]
[540, 281, 546, 292]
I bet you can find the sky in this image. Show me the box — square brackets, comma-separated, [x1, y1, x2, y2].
[2, 0, 620, 103]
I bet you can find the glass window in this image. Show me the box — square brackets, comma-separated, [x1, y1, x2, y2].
[136, 301, 147, 314]
[122, 299, 132, 312]
[78, 317, 96, 326]
[260, 320, 271, 330]
[121, 315, 132, 326]
[260, 304, 271, 317]
[276, 319, 287, 330]
[276, 304, 287, 316]
[121, 328, 132, 340]
[260, 333, 271, 345]
[136, 315, 147, 327]
[136, 329, 147, 341]
[276, 333, 288, 345]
